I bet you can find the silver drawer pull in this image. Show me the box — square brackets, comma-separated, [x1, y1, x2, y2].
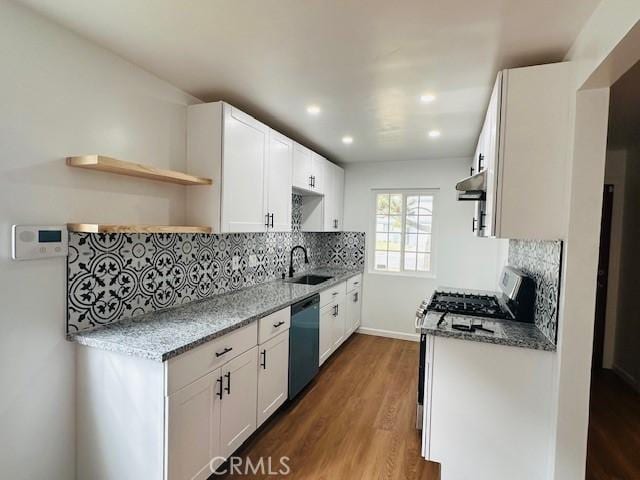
[215, 346, 233, 357]
[332, 292, 339, 296]
[273, 321, 285, 328]
[353, 281, 359, 286]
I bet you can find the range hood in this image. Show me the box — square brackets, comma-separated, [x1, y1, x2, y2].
[455, 170, 486, 201]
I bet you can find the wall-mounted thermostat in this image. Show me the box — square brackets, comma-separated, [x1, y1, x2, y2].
[11, 225, 68, 260]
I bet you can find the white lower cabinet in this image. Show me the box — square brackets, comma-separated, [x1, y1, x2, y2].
[78, 283, 362, 480]
[319, 303, 334, 366]
[220, 347, 259, 459]
[423, 335, 554, 480]
[167, 369, 222, 480]
[257, 331, 290, 427]
[332, 298, 346, 349]
[319, 277, 362, 366]
[166, 346, 259, 480]
[345, 286, 362, 336]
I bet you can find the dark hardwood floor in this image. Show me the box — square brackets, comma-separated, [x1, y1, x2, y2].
[587, 369, 640, 480]
[216, 333, 440, 479]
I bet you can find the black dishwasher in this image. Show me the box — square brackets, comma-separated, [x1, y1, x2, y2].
[288, 294, 320, 399]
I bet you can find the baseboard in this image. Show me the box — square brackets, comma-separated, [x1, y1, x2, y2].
[612, 363, 639, 392]
[357, 327, 420, 342]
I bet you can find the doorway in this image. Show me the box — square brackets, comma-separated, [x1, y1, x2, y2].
[586, 58, 640, 480]
[591, 185, 613, 370]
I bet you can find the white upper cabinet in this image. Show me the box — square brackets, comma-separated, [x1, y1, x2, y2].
[323, 161, 345, 231]
[292, 143, 325, 194]
[221, 106, 269, 232]
[187, 102, 344, 233]
[472, 62, 573, 240]
[292, 143, 314, 191]
[266, 129, 293, 232]
[186, 102, 269, 233]
[310, 152, 326, 194]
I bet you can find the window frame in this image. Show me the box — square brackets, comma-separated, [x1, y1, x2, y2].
[368, 188, 439, 278]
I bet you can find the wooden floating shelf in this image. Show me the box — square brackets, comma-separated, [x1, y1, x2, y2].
[66, 155, 213, 186]
[68, 223, 212, 234]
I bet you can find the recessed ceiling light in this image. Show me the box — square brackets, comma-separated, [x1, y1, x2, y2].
[428, 130, 441, 138]
[306, 105, 321, 115]
[420, 94, 436, 103]
[342, 136, 354, 145]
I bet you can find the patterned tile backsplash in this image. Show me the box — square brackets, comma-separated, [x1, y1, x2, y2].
[508, 239, 563, 344]
[67, 230, 365, 333]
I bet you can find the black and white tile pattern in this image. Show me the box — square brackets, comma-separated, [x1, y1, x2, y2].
[71, 267, 362, 361]
[292, 194, 304, 232]
[67, 230, 365, 333]
[508, 239, 562, 344]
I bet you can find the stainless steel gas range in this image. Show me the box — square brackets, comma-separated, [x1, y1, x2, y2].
[415, 266, 536, 429]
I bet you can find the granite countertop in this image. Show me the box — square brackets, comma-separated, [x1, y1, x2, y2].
[419, 287, 556, 352]
[71, 267, 362, 362]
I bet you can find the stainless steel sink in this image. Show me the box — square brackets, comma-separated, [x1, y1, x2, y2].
[286, 274, 333, 285]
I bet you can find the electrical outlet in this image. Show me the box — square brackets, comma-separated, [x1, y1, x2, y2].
[232, 255, 240, 271]
[249, 254, 258, 268]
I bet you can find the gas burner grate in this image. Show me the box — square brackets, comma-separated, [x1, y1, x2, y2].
[427, 290, 512, 320]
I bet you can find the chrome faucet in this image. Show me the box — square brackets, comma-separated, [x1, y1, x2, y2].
[289, 245, 309, 278]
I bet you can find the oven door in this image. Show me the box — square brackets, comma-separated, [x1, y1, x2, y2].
[421, 334, 435, 460]
[416, 333, 426, 429]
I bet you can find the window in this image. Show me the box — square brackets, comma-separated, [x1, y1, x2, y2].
[372, 190, 436, 275]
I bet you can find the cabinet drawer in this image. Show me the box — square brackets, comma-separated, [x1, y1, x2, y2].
[320, 281, 346, 307]
[166, 322, 258, 395]
[258, 307, 291, 345]
[346, 274, 362, 292]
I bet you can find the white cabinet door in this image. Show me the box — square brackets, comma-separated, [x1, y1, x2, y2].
[322, 162, 345, 232]
[311, 152, 326, 194]
[429, 336, 554, 480]
[334, 164, 344, 230]
[332, 297, 346, 349]
[323, 162, 335, 232]
[482, 72, 502, 238]
[167, 369, 222, 480]
[345, 286, 362, 337]
[292, 142, 313, 191]
[266, 130, 293, 232]
[220, 347, 258, 459]
[221, 105, 268, 232]
[319, 304, 334, 366]
[257, 331, 289, 427]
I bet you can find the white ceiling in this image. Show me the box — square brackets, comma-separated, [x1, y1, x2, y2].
[18, 0, 599, 164]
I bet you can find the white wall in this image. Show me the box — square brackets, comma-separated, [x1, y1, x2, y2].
[343, 158, 508, 339]
[0, 2, 199, 478]
[552, 2, 640, 479]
